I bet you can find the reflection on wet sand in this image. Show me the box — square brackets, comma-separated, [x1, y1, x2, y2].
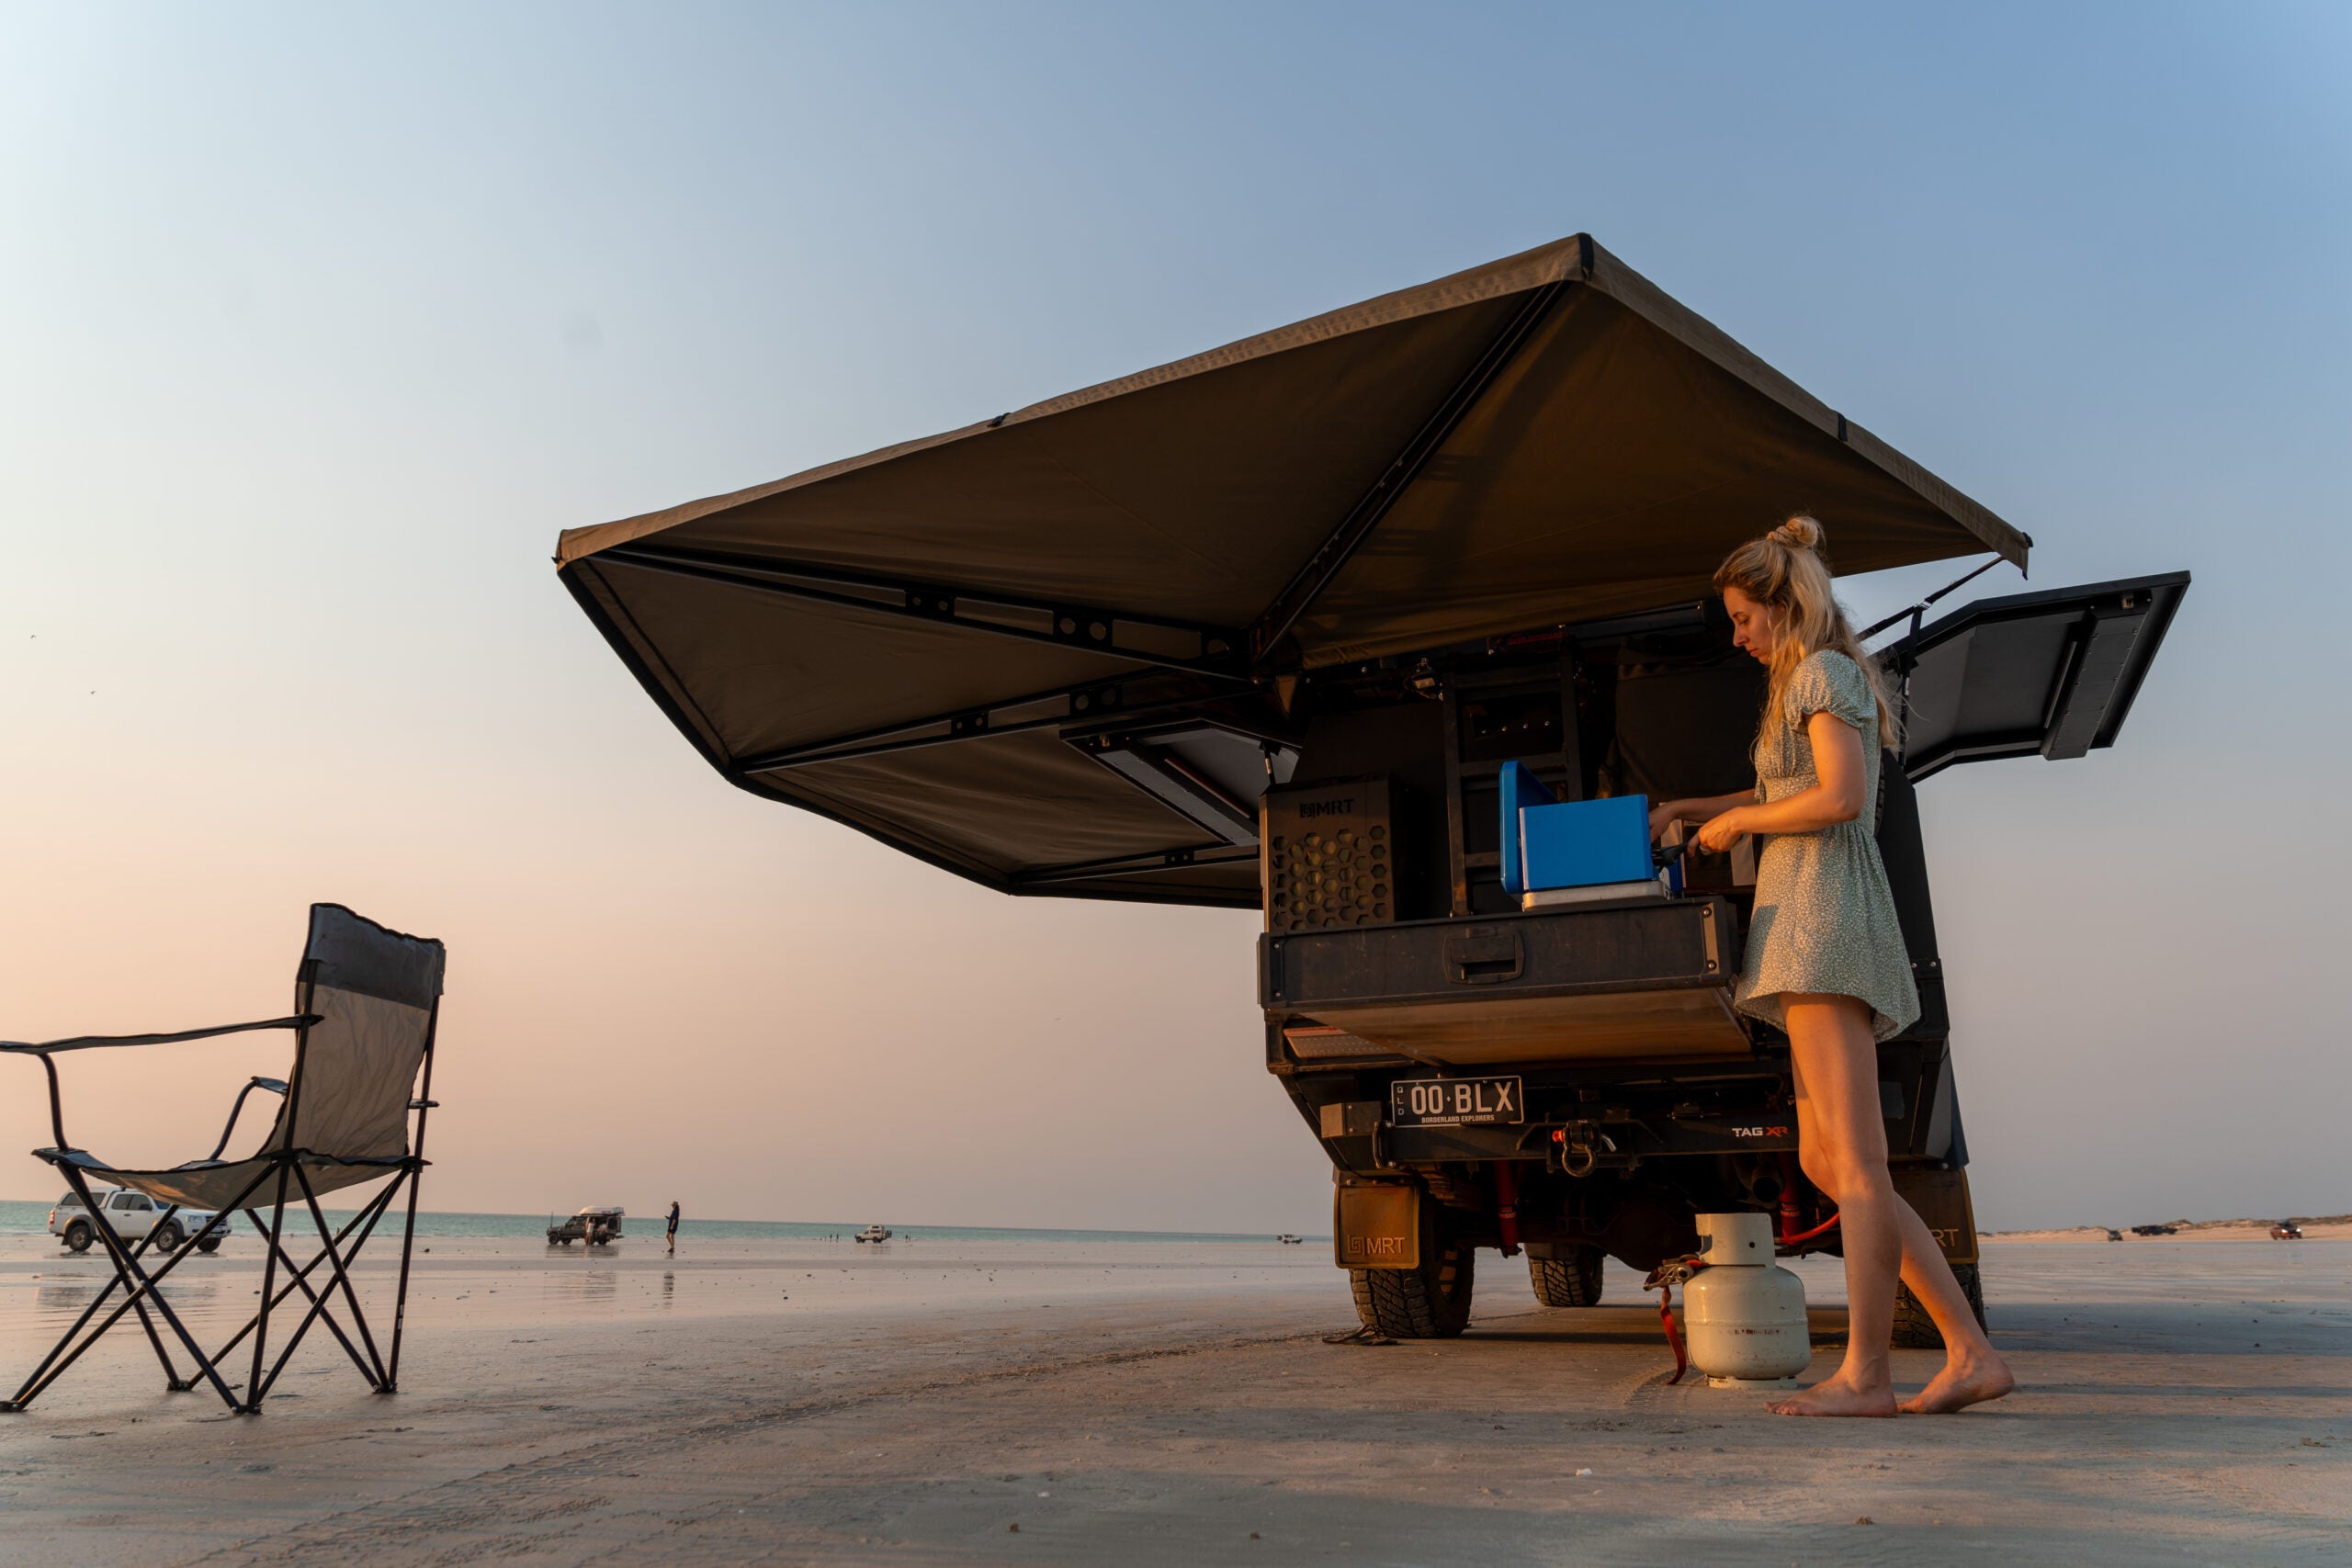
[545, 1269, 619, 1306]
[30, 1272, 239, 1333]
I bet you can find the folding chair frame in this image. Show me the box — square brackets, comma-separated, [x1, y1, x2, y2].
[2, 997, 441, 1416]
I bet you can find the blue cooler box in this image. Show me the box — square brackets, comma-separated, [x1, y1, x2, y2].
[1499, 762, 1655, 896]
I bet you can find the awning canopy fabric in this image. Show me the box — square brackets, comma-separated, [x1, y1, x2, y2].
[558, 234, 2028, 907]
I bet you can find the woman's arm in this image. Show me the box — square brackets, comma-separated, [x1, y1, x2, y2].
[1696, 712, 1868, 851]
[1648, 791, 1757, 841]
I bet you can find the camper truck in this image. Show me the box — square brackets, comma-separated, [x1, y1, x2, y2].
[557, 236, 2186, 1345]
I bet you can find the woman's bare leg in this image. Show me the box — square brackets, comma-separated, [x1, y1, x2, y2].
[1770, 994, 2012, 1416]
[1768, 995, 1900, 1416]
[1891, 1227, 2014, 1412]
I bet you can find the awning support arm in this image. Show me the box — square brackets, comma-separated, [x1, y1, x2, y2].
[731, 675, 1239, 776]
[596, 542, 1255, 683]
[1245, 277, 1574, 668]
[1860, 555, 2010, 643]
[1011, 844, 1261, 887]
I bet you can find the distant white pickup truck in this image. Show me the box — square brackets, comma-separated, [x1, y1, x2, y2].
[49, 1190, 226, 1255]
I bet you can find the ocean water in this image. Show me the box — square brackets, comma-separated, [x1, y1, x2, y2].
[0, 1199, 1313, 1245]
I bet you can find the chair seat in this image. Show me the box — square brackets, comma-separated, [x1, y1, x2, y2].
[36, 1147, 407, 1212]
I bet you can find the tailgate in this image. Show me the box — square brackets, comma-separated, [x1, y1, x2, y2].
[1261, 898, 1747, 1066]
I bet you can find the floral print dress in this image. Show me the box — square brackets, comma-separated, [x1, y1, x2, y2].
[1734, 650, 1921, 1042]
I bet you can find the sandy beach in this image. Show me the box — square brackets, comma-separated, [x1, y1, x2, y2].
[0, 1231, 2345, 1566]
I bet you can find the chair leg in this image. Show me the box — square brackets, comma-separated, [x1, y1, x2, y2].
[237, 1202, 382, 1391]
[385, 1018, 438, 1397]
[244, 1163, 292, 1413]
[61, 1170, 187, 1393]
[4, 1162, 277, 1412]
[385, 1154, 427, 1393]
[13, 1167, 259, 1413]
[236, 1168, 411, 1399]
[209, 1179, 401, 1377]
[293, 1167, 388, 1385]
[248, 1175, 422, 1405]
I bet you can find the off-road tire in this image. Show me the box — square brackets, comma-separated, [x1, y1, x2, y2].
[196, 1236, 222, 1255]
[1892, 1262, 1986, 1349]
[1529, 1246, 1606, 1307]
[1349, 1231, 1476, 1338]
[153, 1221, 185, 1252]
[62, 1221, 93, 1254]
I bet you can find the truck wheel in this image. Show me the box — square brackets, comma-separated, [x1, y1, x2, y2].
[63, 1221, 93, 1254]
[1529, 1246, 1605, 1307]
[1349, 1220, 1475, 1339]
[1892, 1262, 1986, 1349]
[153, 1222, 185, 1252]
[196, 1236, 221, 1254]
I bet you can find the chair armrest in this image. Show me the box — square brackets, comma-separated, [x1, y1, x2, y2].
[0, 1014, 321, 1055]
[206, 1076, 290, 1163]
[3, 1018, 314, 1160]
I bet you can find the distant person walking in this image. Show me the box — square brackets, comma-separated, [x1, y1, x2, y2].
[1649, 516, 2014, 1418]
[666, 1200, 681, 1256]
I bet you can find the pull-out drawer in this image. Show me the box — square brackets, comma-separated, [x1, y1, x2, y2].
[1260, 897, 1747, 1066]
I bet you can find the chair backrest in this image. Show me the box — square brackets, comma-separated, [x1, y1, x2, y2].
[257, 904, 446, 1164]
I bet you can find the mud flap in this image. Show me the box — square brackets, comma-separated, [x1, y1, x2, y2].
[1333, 1179, 1419, 1270]
[1892, 1165, 1979, 1265]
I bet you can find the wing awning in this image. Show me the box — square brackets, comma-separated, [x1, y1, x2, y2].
[560, 234, 2030, 904]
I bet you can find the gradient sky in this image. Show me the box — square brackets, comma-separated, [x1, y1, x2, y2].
[3, 6, 2346, 1233]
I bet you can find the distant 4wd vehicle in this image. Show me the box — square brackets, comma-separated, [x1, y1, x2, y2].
[2270, 1222, 2303, 1240]
[548, 1206, 624, 1246]
[51, 1189, 226, 1255]
[558, 234, 2188, 1351]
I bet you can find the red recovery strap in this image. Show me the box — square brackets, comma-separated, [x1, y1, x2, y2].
[1642, 1255, 1709, 1385]
[1657, 1278, 1690, 1384]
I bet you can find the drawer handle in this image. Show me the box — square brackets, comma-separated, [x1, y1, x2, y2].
[1442, 929, 1523, 985]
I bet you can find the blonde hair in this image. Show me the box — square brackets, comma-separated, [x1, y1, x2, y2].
[1712, 514, 1900, 744]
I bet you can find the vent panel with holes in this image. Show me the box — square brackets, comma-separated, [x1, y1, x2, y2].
[1261, 778, 1396, 932]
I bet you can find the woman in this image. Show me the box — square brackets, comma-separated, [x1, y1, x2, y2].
[1649, 515, 2014, 1417]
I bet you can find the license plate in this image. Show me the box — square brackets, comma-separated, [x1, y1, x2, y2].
[1390, 1076, 1524, 1127]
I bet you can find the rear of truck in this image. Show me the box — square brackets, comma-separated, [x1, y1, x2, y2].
[1257, 576, 2182, 1341]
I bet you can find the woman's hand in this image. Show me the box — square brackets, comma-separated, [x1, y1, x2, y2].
[1696, 809, 1750, 854]
[1651, 788, 1764, 843]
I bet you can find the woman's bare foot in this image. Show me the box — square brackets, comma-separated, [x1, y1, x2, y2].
[1765, 1374, 1898, 1417]
[1897, 1350, 2016, 1414]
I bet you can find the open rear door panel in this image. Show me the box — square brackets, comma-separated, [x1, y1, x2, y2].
[1883, 570, 2188, 783]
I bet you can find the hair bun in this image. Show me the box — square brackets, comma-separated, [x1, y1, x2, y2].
[1770, 513, 1823, 552]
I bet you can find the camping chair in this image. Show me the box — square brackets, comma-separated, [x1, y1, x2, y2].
[0, 904, 444, 1415]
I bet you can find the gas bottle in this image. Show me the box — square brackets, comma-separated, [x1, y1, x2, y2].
[1683, 1212, 1812, 1385]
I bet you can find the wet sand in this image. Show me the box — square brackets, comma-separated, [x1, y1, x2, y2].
[1, 1234, 2346, 1565]
[1996, 1223, 2352, 1243]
